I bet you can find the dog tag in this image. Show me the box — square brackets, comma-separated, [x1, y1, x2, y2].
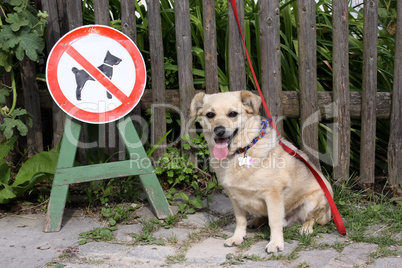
[238, 156, 253, 167]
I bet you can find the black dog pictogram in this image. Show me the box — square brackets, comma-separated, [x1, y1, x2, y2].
[72, 51, 122, 101]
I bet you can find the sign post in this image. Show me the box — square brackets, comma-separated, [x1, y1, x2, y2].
[44, 25, 171, 232]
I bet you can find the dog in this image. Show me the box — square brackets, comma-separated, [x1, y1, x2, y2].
[190, 90, 333, 254]
[72, 50, 122, 100]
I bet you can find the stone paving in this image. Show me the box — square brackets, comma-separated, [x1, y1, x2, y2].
[0, 193, 400, 267]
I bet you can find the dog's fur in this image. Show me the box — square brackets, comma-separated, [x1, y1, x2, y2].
[72, 50, 122, 101]
[190, 91, 333, 253]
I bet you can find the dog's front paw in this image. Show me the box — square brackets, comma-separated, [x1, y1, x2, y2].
[224, 236, 244, 247]
[265, 240, 284, 254]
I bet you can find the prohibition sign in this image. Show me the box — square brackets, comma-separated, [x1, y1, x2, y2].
[46, 25, 146, 124]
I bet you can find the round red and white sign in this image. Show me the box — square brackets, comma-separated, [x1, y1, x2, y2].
[46, 25, 146, 124]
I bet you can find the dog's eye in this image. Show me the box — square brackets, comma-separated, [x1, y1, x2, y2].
[206, 112, 215, 119]
[228, 111, 238, 118]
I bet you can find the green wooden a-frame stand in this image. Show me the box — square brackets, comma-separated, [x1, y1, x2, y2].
[44, 116, 172, 232]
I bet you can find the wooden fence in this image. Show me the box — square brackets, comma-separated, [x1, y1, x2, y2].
[15, 0, 402, 187]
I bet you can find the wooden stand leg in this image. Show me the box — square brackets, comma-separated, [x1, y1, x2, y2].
[44, 117, 81, 232]
[43, 185, 69, 232]
[116, 117, 172, 219]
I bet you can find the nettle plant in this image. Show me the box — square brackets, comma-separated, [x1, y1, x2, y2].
[0, 0, 47, 140]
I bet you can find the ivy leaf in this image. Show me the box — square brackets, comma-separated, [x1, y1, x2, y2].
[0, 88, 10, 104]
[15, 44, 25, 61]
[0, 117, 28, 139]
[14, 119, 28, 136]
[5, 12, 30, 32]
[10, 107, 28, 117]
[11, 0, 27, 13]
[10, 0, 27, 7]
[18, 30, 44, 61]
[0, 26, 19, 50]
[0, 118, 15, 139]
[0, 51, 13, 72]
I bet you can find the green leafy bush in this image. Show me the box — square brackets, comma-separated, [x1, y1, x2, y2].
[0, 137, 58, 203]
[0, 0, 47, 139]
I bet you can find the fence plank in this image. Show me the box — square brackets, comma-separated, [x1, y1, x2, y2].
[203, 0, 219, 94]
[94, 0, 110, 25]
[228, 0, 246, 92]
[65, 0, 84, 160]
[259, 0, 283, 134]
[41, 0, 65, 147]
[148, 0, 167, 160]
[120, 0, 139, 160]
[21, 58, 43, 156]
[297, 0, 320, 168]
[66, 0, 83, 30]
[56, 0, 69, 35]
[175, 0, 195, 158]
[388, 0, 402, 187]
[332, 0, 351, 181]
[121, 0, 137, 42]
[360, 0, 378, 184]
[93, 0, 114, 157]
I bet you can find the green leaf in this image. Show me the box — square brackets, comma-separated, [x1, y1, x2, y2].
[0, 118, 15, 139]
[0, 160, 12, 184]
[10, 0, 27, 6]
[12, 149, 58, 187]
[378, 8, 388, 19]
[5, 12, 30, 32]
[0, 26, 19, 50]
[18, 30, 44, 61]
[0, 118, 28, 138]
[0, 88, 10, 104]
[181, 135, 190, 141]
[183, 144, 191, 150]
[0, 184, 17, 203]
[0, 136, 18, 159]
[15, 45, 24, 61]
[14, 119, 28, 136]
[0, 50, 13, 72]
[109, 218, 117, 226]
[188, 196, 204, 209]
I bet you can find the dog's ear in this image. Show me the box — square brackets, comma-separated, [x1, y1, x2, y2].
[240, 90, 261, 115]
[190, 92, 205, 117]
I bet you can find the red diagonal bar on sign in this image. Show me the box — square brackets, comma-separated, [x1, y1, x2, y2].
[66, 46, 128, 103]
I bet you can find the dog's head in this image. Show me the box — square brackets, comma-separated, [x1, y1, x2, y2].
[104, 51, 122, 66]
[190, 90, 261, 160]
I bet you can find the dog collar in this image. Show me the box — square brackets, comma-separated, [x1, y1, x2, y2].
[233, 119, 272, 155]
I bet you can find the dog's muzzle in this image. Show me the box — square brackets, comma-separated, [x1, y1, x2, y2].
[212, 126, 238, 160]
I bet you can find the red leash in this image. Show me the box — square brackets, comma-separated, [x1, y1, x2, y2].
[229, 0, 346, 236]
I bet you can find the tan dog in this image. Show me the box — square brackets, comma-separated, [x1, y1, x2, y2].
[190, 90, 333, 253]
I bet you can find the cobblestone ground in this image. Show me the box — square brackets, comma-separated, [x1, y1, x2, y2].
[0, 193, 400, 268]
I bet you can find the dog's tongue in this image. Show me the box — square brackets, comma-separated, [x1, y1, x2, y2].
[213, 138, 229, 160]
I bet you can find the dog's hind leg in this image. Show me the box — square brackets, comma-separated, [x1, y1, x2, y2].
[299, 191, 330, 235]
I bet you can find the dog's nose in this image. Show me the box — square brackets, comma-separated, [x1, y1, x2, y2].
[214, 126, 226, 137]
